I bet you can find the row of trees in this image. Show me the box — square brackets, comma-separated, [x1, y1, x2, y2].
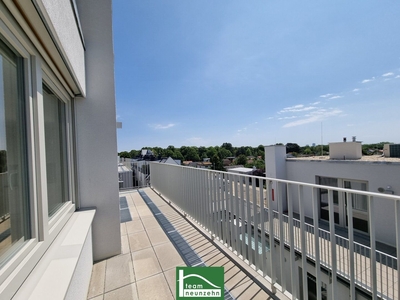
[119, 143, 265, 162]
[119, 141, 393, 170]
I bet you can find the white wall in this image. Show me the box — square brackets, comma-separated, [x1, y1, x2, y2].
[39, 0, 86, 94]
[329, 142, 362, 160]
[265, 145, 287, 211]
[75, 0, 121, 261]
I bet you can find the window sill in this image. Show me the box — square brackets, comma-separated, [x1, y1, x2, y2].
[13, 209, 96, 299]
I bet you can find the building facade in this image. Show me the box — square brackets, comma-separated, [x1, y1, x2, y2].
[265, 144, 400, 247]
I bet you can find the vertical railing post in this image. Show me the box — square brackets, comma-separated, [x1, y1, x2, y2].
[346, 191, 356, 300]
[253, 178, 259, 269]
[299, 185, 308, 300]
[287, 183, 297, 299]
[227, 173, 233, 249]
[328, 189, 337, 300]
[312, 187, 322, 300]
[245, 176, 252, 264]
[223, 173, 229, 246]
[240, 174, 245, 258]
[277, 181, 286, 292]
[260, 179, 267, 275]
[267, 180, 276, 293]
[395, 199, 400, 300]
[216, 172, 222, 240]
[234, 175, 240, 253]
[368, 195, 377, 300]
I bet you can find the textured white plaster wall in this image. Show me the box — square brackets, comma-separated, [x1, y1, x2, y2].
[40, 0, 86, 94]
[75, 0, 121, 261]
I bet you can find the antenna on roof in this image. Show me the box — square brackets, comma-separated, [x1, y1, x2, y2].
[320, 122, 323, 156]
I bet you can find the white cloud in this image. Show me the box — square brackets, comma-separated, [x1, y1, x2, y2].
[151, 123, 176, 130]
[320, 93, 333, 98]
[395, 75, 400, 79]
[278, 116, 297, 120]
[362, 77, 375, 84]
[283, 108, 342, 128]
[279, 104, 317, 113]
[352, 88, 360, 92]
[329, 95, 343, 100]
[382, 72, 394, 77]
[310, 101, 321, 105]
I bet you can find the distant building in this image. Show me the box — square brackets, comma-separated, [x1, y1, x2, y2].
[159, 157, 181, 165]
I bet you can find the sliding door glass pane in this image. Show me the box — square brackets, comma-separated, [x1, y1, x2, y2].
[43, 86, 68, 216]
[318, 176, 339, 224]
[0, 39, 30, 265]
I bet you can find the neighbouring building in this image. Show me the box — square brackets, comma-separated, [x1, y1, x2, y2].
[265, 143, 400, 246]
[0, 0, 120, 298]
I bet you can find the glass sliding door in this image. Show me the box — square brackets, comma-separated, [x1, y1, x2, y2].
[344, 180, 368, 233]
[0, 39, 30, 265]
[318, 176, 369, 233]
[43, 85, 69, 217]
[318, 177, 339, 224]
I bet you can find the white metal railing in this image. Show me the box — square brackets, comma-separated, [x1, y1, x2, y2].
[150, 162, 400, 300]
[118, 161, 151, 190]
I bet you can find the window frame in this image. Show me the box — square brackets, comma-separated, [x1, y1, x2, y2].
[0, 3, 77, 295]
[317, 175, 369, 234]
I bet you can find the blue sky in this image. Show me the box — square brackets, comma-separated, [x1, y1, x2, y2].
[113, 1, 400, 151]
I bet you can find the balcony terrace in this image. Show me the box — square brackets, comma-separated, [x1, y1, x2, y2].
[87, 188, 286, 299]
[95, 162, 400, 299]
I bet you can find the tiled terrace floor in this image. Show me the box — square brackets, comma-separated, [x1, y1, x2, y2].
[87, 188, 286, 300]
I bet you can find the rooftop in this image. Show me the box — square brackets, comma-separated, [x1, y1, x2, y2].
[288, 155, 400, 163]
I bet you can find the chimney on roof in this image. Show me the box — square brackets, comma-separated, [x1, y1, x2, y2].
[352, 136, 356, 142]
[343, 137, 347, 142]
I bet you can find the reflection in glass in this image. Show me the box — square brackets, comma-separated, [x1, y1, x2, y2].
[0, 39, 30, 266]
[43, 86, 69, 217]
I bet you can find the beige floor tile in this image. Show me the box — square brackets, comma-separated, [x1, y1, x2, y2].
[158, 205, 176, 215]
[163, 268, 177, 298]
[128, 231, 151, 252]
[105, 253, 135, 292]
[88, 295, 104, 300]
[128, 207, 139, 219]
[120, 223, 127, 236]
[230, 278, 264, 299]
[224, 269, 248, 291]
[104, 283, 139, 300]
[121, 234, 130, 254]
[140, 217, 160, 230]
[136, 273, 174, 300]
[153, 243, 185, 271]
[136, 207, 153, 218]
[146, 227, 170, 246]
[87, 260, 106, 299]
[131, 248, 162, 281]
[203, 251, 230, 267]
[126, 220, 144, 234]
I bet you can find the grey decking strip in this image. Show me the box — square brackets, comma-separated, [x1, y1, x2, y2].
[138, 189, 235, 300]
[119, 196, 133, 223]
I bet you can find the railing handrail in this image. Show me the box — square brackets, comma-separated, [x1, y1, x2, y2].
[149, 162, 400, 202]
